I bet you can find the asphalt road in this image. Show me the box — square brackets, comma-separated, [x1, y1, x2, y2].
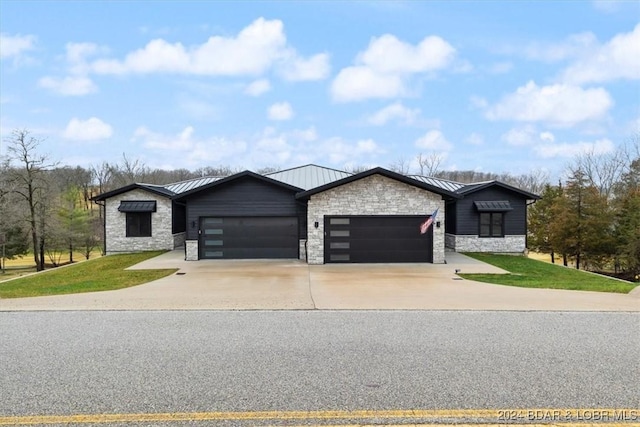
[1, 311, 639, 425]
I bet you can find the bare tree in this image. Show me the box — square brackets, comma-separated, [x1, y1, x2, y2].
[388, 157, 411, 174]
[415, 152, 444, 176]
[5, 130, 56, 271]
[90, 161, 114, 198]
[571, 147, 626, 199]
[109, 153, 150, 187]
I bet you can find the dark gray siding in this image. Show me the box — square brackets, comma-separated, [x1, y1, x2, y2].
[172, 202, 186, 234]
[445, 200, 457, 234]
[455, 187, 529, 235]
[183, 177, 301, 240]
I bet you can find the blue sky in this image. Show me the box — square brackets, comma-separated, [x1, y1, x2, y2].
[1, 1, 638, 179]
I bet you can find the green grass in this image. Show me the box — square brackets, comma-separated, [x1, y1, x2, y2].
[0, 251, 177, 298]
[460, 253, 638, 294]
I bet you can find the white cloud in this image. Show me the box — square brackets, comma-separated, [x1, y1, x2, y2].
[38, 76, 98, 96]
[0, 33, 36, 58]
[501, 125, 537, 146]
[331, 66, 405, 102]
[534, 138, 615, 158]
[289, 126, 318, 142]
[465, 133, 484, 145]
[485, 81, 613, 127]
[367, 102, 420, 126]
[37, 43, 104, 96]
[89, 17, 328, 81]
[65, 42, 103, 74]
[524, 32, 597, 63]
[592, 0, 623, 13]
[561, 24, 640, 84]
[93, 18, 287, 76]
[322, 137, 383, 164]
[357, 34, 455, 74]
[331, 33, 456, 102]
[178, 97, 219, 120]
[539, 131, 555, 142]
[63, 117, 113, 141]
[278, 52, 330, 81]
[487, 62, 513, 74]
[132, 126, 247, 165]
[244, 78, 271, 96]
[415, 130, 453, 151]
[267, 102, 294, 121]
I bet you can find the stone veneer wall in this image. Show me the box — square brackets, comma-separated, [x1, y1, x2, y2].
[307, 174, 445, 265]
[185, 240, 199, 261]
[299, 239, 307, 261]
[105, 189, 176, 254]
[446, 233, 526, 253]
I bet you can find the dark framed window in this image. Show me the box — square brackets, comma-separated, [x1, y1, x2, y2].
[479, 212, 504, 237]
[126, 212, 152, 237]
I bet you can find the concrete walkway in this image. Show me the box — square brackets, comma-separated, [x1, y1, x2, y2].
[0, 250, 638, 311]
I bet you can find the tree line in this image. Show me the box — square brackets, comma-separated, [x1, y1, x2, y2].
[1, 128, 638, 281]
[528, 137, 639, 280]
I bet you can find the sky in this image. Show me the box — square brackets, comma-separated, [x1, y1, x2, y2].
[1, 1, 639, 180]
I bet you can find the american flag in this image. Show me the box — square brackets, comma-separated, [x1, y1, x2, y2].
[420, 208, 439, 234]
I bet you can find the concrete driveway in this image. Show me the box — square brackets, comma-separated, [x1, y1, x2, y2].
[0, 250, 638, 311]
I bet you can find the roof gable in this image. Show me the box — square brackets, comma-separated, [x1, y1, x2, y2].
[296, 167, 462, 199]
[91, 183, 174, 201]
[456, 180, 540, 200]
[173, 170, 303, 200]
[265, 164, 352, 190]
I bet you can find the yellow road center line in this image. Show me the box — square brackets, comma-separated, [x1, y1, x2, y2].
[0, 409, 638, 425]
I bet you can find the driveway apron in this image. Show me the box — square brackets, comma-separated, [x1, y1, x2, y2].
[0, 250, 638, 311]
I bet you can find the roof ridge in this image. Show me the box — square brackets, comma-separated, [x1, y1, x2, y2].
[264, 163, 352, 176]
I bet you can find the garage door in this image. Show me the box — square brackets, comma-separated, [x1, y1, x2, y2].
[324, 216, 432, 263]
[200, 217, 298, 259]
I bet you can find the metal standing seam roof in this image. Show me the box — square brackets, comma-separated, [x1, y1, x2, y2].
[407, 175, 466, 192]
[117, 200, 157, 212]
[474, 200, 513, 212]
[163, 176, 225, 194]
[265, 164, 353, 190]
[97, 166, 538, 201]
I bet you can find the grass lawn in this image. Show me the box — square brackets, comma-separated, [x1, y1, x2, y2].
[0, 251, 177, 299]
[460, 253, 638, 294]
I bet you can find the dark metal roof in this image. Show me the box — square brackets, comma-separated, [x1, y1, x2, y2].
[457, 180, 541, 199]
[174, 170, 303, 200]
[474, 200, 513, 212]
[118, 200, 157, 212]
[92, 183, 176, 201]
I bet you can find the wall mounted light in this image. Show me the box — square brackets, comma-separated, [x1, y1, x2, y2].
[436, 221, 441, 228]
[191, 221, 196, 228]
[314, 221, 319, 228]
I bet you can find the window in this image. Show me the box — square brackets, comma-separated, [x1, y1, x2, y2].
[479, 212, 503, 237]
[126, 212, 152, 237]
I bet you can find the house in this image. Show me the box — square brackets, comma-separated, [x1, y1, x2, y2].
[92, 164, 540, 264]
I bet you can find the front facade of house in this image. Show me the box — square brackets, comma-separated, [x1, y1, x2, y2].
[93, 165, 539, 264]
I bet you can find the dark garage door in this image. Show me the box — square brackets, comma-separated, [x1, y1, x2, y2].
[324, 216, 432, 263]
[200, 217, 298, 259]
